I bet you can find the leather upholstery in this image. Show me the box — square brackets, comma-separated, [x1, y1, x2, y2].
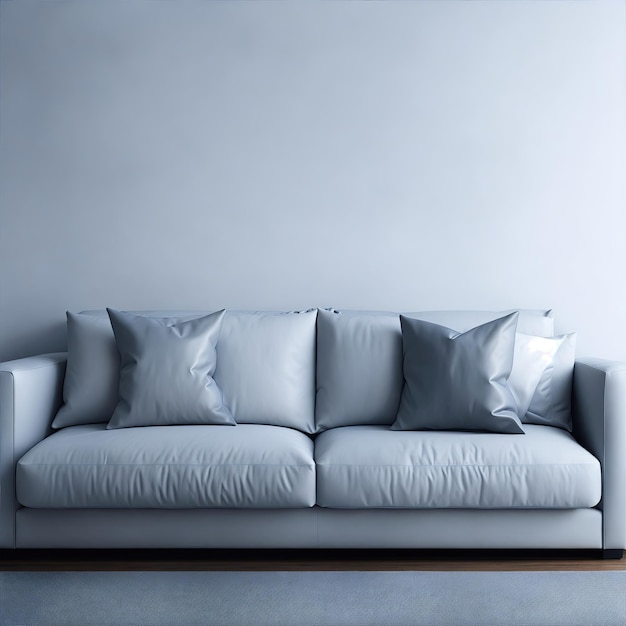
[15, 508, 601, 550]
[0, 310, 623, 552]
[316, 425, 600, 509]
[573, 359, 626, 550]
[17, 423, 316, 509]
[0, 353, 66, 548]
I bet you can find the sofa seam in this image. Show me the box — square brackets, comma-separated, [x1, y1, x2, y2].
[9, 370, 16, 549]
[315, 462, 599, 468]
[20, 462, 317, 468]
[0, 354, 67, 373]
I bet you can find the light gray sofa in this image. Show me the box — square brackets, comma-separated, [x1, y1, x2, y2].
[1, 308, 624, 557]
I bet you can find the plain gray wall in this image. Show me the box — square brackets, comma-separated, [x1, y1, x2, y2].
[1, 0, 625, 361]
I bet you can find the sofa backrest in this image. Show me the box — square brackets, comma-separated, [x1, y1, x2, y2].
[54, 307, 570, 435]
[54, 309, 317, 433]
[214, 310, 316, 432]
[315, 309, 555, 431]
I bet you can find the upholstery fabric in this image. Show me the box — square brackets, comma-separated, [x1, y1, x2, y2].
[106, 309, 234, 429]
[16, 424, 316, 509]
[315, 425, 601, 509]
[392, 313, 524, 434]
[315, 308, 554, 431]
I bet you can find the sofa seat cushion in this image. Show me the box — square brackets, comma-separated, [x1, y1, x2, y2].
[17, 424, 316, 509]
[315, 425, 601, 509]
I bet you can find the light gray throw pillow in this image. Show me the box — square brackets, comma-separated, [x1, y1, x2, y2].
[106, 309, 235, 429]
[392, 312, 525, 434]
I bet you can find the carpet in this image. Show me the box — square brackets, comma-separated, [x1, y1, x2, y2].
[1, 570, 624, 626]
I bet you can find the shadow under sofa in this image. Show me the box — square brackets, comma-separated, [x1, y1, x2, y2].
[1, 308, 624, 558]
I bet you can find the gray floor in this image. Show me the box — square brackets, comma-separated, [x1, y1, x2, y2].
[1, 570, 625, 626]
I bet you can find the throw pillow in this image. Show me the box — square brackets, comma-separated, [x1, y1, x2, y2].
[508, 333, 565, 418]
[106, 308, 235, 429]
[391, 312, 525, 434]
[525, 332, 576, 431]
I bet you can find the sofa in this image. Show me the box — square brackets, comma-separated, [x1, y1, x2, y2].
[0, 307, 624, 557]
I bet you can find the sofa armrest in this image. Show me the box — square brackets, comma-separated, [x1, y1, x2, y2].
[572, 358, 626, 550]
[0, 353, 66, 548]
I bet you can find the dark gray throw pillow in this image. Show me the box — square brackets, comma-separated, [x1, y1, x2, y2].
[106, 308, 235, 429]
[391, 312, 525, 434]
